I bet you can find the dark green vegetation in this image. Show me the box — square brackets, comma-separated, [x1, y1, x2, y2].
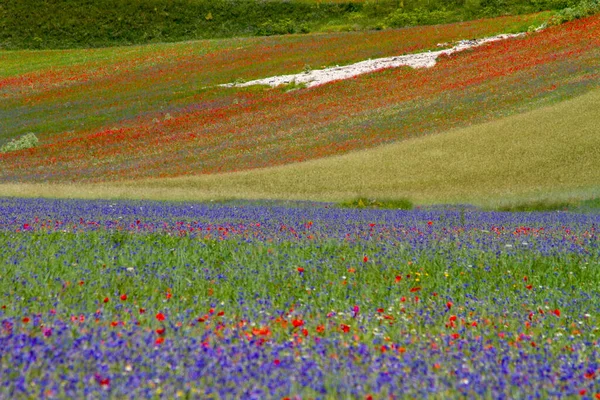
[0, 0, 583, 49]
[338, 197, 414, 210]
[496, 198, 600, 212]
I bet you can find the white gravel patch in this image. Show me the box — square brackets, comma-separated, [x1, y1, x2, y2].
[221, 32, 525, 89]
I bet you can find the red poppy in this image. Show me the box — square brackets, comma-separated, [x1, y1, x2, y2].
[297, 267, 304, 273]
[446, 302, 453, 309]
[292, 319, 304, 328]
[410, 287, 421, 293]
[103, 297, 109, 303]
[22, 317, 30, 324]
[395, 275, 402, 282]
[165, 292, 172, 300]
[553, 309, 561, 317]
[155, 328, 165, 336]
[363, 256, 368, 263]
[252, 327, 271, 336]
[156, 313, 166, 321]
[341, 324, 350, 333]
[120, 294, 127, 301]
[273, 359, 280, 366]
[139, 308, 146, 314]
[155, 337, 164, 345]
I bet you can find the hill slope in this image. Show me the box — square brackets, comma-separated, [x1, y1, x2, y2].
[1, 15, 598, 184]
[2, 87, 599, 205]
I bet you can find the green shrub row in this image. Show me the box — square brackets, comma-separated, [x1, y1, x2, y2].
[338, 197, 414, 210]
[0, 0, 356, 49]
[0, 0, 591, 50]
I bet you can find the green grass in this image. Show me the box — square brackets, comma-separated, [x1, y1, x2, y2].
[1, 229, 597, 320]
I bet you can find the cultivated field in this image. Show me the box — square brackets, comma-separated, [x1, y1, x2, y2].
[1, 6, 599, 399]
[1, 198, 599, 398]
[2, 86, 599, 206]
[1, 14, 599, 206]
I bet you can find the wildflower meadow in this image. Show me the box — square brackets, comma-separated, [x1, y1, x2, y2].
[1, 198, 599, 398]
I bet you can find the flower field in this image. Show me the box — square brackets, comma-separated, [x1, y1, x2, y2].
[1, 197, 599, 398]
[10, 12, 600, 183]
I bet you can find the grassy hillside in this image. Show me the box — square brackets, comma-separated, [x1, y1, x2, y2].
[2, 86, 599, 206]
[1, 14, 598, 183]
[0, 0, 574, 49]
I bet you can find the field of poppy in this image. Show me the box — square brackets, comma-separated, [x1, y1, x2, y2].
[0, 197, 599, 398]
[8, 11, 596, 184]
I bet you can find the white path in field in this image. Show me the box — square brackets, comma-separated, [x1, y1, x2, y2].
[221, 32, 525, 89]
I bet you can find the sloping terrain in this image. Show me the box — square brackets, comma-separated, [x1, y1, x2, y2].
[0, 14, 598, 206]
[2, 86, 599, 205]
[1, 13, 576, 182]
